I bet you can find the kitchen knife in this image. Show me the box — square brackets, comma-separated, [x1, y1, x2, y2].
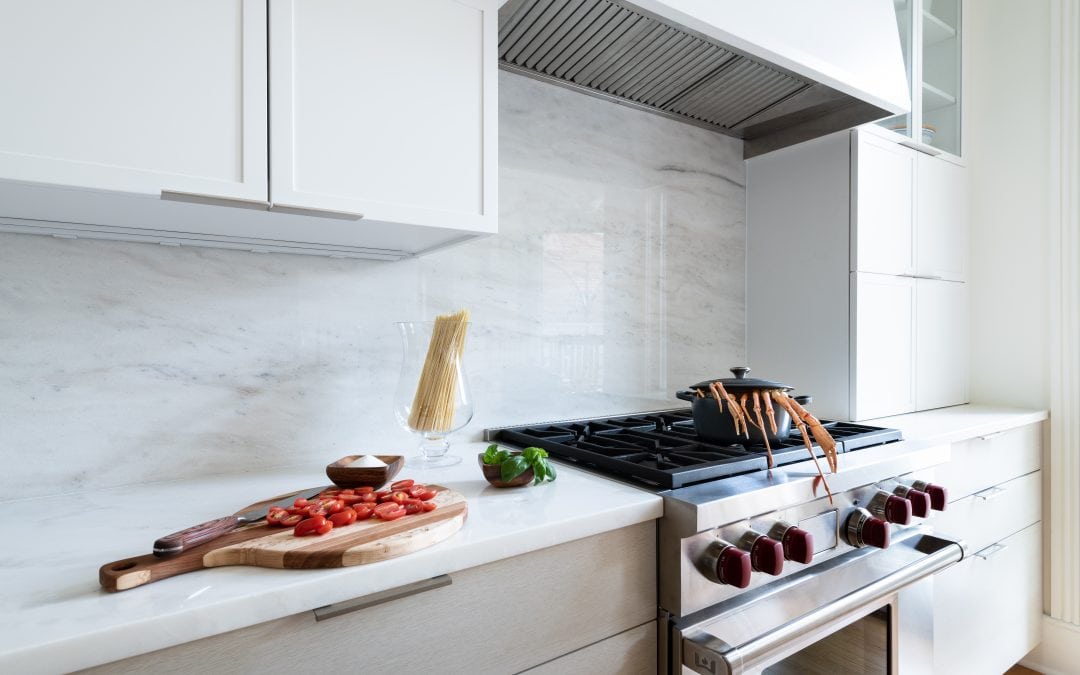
[152, 485, 332, 557]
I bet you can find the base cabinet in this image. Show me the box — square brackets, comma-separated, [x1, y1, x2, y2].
[931, 420, 1043, 673]
[79, 522, 657, 674]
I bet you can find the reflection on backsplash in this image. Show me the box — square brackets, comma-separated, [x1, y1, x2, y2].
[0, 71, 745, 497]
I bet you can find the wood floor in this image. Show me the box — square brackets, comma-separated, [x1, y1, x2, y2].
[1005, 666, 1041, 675]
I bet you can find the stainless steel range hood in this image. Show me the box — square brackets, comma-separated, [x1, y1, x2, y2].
[498, 0, 909, 158]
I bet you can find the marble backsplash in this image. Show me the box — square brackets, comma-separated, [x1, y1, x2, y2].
[0, 72, 746, 498]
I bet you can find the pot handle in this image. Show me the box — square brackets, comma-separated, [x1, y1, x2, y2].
[793, 395, 813, 405]
[676, 389, 700, 402]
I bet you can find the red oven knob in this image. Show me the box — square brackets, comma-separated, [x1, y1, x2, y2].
[869, 490, 912, 525]
[767, 521, 814, 564]
[894, 486, 932, 518]
[700, 540, 752, 588]
[845, 508, 891, 549]
[911, 480, 948, 511]
[736, 532, 784, 576]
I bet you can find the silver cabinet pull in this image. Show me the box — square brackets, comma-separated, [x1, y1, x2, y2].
[312, 575, 452, 622]
[977, 431, 1005, 441]
[973, 485, 1007, 501]
[973, 543, 1007, 560]
[269, 202, 364, 220]
[161, 189, 270, 210]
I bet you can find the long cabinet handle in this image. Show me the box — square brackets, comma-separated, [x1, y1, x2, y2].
[977, 431, 1005, 441]
[270, 202, 364, 220]
[160, 190, 270, 210]
[973, 485, 1007, 501]
[312, 575, 452, 622]
[897, 273, 945, 280]
[973, 543, 1007, 560]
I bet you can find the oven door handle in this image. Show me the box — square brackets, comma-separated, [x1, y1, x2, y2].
[682, 534, 965, 675]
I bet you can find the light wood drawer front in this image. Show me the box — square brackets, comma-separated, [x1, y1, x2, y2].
[82, 522, 656, 674]
[936, 422, 1041, 499]
[933, 522, 1042, 675]
[522, 622, 657, 675]
[931, 471, 1040, 554]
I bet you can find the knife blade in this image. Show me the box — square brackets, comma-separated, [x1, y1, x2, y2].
[152, 485, 332, 557]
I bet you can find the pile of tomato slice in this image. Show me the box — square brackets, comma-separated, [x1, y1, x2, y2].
[265, 479, 438, 537]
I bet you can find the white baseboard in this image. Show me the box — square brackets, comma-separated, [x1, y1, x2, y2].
[1021, 615, 1080, 675]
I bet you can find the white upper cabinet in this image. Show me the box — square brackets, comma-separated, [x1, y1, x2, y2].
[0, 0, 267, 202]
[0, 0, 498, 259]
[269, 0, 497, 232]
[916, 151, 968, 280]
[853, 133, 916, 276]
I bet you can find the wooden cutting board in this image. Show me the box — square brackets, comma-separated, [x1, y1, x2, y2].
[99, 486, 467, 592]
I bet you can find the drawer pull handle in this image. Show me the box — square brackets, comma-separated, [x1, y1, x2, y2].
[160, 189, 270, 210]
[973, 486, 1007, 501]
[977, 431, 1005, 441]
[269, 202, 365, 220]
[312, 575, 451, 622]
[973, 543, 1007, 560]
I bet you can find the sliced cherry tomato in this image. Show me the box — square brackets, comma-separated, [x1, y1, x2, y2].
[374, 490, 392, 501]
[294, 515, 333, 536]
[286, 506, 309, 516]
[356, 486, 375, 494]
[359, 492, 378, 503]
[328, 507, 358, 527]
[417, 488, 438, 501]
[403, 501, 423, 515]
[338, 493, 365, 506]
[391, 479, 415, 490]
[373, 502, 406, 521]
[281, 513, 305, 526]
[407, 484, 428, 498]
[337, 489, 355, 496]
[388, 491, 411, 504]
[319, 488, 342, 496]
[353, 504, 374, 520]
[266, 507, 292, 526]
[420, 501, 438, 512]
[306, 497, 345, 517]
[293, 497, 311, 508]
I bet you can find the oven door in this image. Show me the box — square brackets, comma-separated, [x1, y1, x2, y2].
[670, 531, 964, 675]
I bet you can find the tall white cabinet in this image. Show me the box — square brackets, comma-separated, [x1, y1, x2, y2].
[0, 0, 498, 260]
[747, 129, 969, 421]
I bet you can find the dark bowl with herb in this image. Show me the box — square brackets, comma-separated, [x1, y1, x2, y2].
[479, 444, 557, 488]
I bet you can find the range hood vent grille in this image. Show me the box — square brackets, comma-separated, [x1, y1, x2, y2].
[499, 0, 811, 133]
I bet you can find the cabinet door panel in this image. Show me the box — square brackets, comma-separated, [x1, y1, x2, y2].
[270, 0, 497, 233]
[853, 273, 916, 420]
[853, 134, 915, 275]
[915, 279, 968, 409]
[916, 153, 967, 280]
[934, 523, 1042, 674]
[0, 0, 267, 200]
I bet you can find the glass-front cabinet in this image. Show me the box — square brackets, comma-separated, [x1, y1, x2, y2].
[877, 0, 962, 157]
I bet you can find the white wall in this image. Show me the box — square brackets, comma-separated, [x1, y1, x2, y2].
[0, 71, 747, 499]
[967, 0, 1051, 409]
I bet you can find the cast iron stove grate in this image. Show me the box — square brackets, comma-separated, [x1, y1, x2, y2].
[491, 408, 902, 489]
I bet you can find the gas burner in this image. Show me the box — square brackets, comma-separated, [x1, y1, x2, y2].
[490, 409, 901, 489]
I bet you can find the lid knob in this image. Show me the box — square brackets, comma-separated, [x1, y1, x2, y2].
[729, 366, 751, 379]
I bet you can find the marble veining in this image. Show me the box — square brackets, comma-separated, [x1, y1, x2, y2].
[0, 72, 745, 498]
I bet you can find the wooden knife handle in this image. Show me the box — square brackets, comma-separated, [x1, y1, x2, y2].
[153, 515, 243, 557]
[99, 551, 209, 592]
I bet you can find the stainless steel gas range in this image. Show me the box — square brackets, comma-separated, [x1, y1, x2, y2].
[487, 408, 966, 674]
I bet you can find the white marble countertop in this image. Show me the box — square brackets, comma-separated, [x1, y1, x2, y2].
[865, 404, 1048, 443]
[0, 442, 663, 674]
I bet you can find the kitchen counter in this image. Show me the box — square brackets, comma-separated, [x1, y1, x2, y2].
[866, 403, 1048, 443]
[0, 442, 663, 674]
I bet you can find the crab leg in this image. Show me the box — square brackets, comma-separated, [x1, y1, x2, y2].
[752, 390, 774, 468]
[771, 391, 833, 503]
[762, 389, 779, 436]
[711, 381, 746, 436]
[785, 396, 839, 474]
[739, 393, 754, 440]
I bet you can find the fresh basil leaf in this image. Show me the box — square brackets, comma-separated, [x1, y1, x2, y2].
[501, 455, 529, 482]
[483, 444, 500, 464]
[522, 447, 541, 464]
[531, 461, 545, 484]
[544, 460, 556, 481]
[496, 450, 510, 464]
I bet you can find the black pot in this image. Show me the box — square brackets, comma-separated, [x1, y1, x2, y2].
[675, 367, 810, 445]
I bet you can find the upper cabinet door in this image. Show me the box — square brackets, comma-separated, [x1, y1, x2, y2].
[0, 0, 268, 201]
[269, 0, 498, 233]
[916, 152, 968, 280]
[853, 133, 916, 276]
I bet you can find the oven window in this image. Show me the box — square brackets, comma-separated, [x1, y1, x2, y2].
[762, 606, 890, 675]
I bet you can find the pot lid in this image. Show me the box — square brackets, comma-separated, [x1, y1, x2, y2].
[688, 367, 793, 393]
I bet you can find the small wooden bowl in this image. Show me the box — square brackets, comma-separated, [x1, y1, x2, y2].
[478, 454, 534, 488]
[326, 454, 404, 489]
